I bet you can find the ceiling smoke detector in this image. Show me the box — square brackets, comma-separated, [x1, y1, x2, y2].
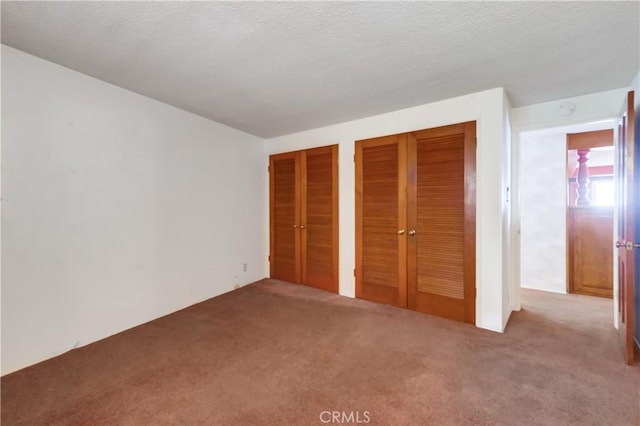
[559, 102, 576, 116]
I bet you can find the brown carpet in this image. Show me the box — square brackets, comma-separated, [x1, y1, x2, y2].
[2, 280, 639, 425]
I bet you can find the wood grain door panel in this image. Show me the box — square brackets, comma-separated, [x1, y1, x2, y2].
[568, 207, 613, 298]
[615, 90, 635, 364]
[356, 134, 407, 307]
[301, 145, 339, 292]
[269, 152, 301, 283]
[407, 122, 476, 324]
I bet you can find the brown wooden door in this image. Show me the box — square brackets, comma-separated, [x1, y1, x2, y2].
[407, 122, 476, 324]
[568, 207, 614, 298]
[300, 145, 339, 293]
[269, 146, 339, 292]
[270, 151, 301, 283]
[615, 90, 635, 364]
[355, 134, 407, 307]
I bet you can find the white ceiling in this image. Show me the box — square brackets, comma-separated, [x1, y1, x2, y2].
[2, 2, 638, 138]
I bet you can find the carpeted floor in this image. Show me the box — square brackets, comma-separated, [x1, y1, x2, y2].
[2, 280, 639, 425]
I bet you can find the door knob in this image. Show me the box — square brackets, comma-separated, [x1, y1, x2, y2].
[616, 241, 640, 250]
[293, 225, 298, 229]
[397, 229, 405, 235]
[300, 225, 306, 229]
[408, 230, 416, 236]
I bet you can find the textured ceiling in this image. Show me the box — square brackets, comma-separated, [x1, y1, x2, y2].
[2, 2, 639, 138]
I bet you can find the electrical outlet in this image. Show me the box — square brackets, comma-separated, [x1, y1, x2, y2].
[242, 263, 247, 272]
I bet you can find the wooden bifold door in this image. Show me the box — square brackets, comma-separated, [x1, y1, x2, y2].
[269, 145, 339, 293]
[355, 122, 476, 324]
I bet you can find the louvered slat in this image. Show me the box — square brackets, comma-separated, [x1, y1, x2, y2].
[270, 154, 299, 282]
[362, 144, 399, 288]
[302, 146, 338, 292]
[356, 135, 407, 307]
[416, 134, 465, 299]
[407, 122, 476, 324]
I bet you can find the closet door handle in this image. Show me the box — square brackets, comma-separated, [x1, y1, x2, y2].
[397, 229, 405, 235]
[408, 229, 416, 236]
[300, 225, 306, 230]
[293, 225, 298, 229]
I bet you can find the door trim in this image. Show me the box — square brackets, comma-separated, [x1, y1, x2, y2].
[616, 90, 635, 364]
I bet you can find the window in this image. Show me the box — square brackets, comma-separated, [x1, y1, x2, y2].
[590, 178, 614, 206]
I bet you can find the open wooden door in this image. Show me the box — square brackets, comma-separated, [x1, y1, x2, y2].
[615, 90, 636, 364]
[355, 134, 408, 307]
[407, 122, 476, 324]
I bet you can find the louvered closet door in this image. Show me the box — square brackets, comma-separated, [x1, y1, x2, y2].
[407, 122, 476, 324]
[270, 152, 301, 283]
[301, 145, 339, 292]
[356, 134, 407, 307]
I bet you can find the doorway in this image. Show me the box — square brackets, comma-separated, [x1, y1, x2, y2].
[566, 130, 615, 298]
[518, 121, 617, 333]
[519, 122, 616, 295]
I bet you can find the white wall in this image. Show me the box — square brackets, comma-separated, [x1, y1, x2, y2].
[509, 102, 522, 312]
[632, 72, 640, 122]
[1, 46, 267, 375]
[502, 93, 513, 327]
[266, 88, 510, 333]
[519, 129, 568, 293]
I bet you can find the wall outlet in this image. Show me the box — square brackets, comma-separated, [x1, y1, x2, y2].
[242, 263, 247, 272]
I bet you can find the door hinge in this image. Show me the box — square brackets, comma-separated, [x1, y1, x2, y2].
[353, 268, 356, 277]
[353, 154, 356, 162]
[268, 255, 271, 262]
[267, 165, 270, 172]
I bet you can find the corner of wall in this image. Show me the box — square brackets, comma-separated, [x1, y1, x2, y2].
[502, 92, 516, 321]
[476, 318, 506, 333]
